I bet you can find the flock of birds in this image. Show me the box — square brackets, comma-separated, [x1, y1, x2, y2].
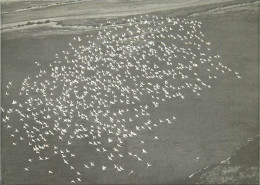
[2, 14, 241, 183]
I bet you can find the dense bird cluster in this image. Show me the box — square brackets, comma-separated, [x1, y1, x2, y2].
[2, 14, 240, 183]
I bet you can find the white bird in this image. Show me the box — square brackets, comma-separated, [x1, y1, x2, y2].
[102, 166, 107, 171]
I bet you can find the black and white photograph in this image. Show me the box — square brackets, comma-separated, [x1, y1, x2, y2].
[1, 0, 259, 184]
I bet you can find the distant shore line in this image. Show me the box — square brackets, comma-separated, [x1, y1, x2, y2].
[1, 0, 84, 15]
[1, 0, 258, 35]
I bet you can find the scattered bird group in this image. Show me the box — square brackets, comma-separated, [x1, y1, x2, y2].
[2, 13, 241, 183]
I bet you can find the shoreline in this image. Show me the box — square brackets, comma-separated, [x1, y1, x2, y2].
[1, 0, 258, 42]
[1, 0, 258, 35]
[178, 136, 259, 184]
[1, 0, 84, 15]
